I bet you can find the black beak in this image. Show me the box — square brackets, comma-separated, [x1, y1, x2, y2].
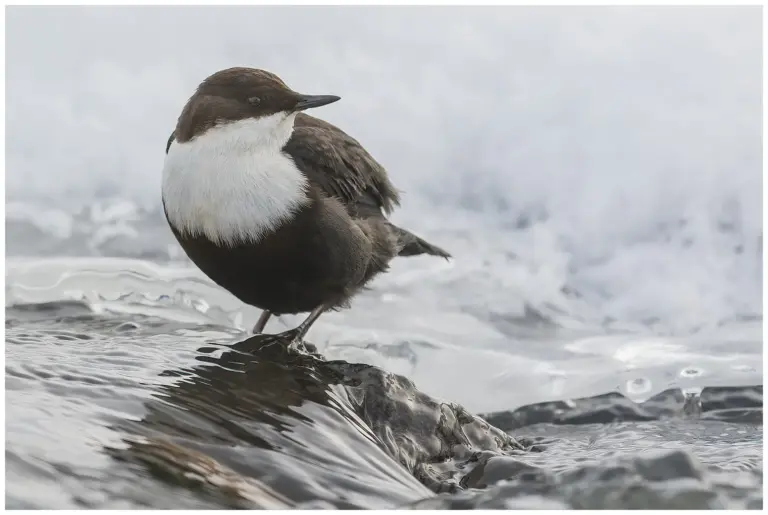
[294, 94, 341, 111]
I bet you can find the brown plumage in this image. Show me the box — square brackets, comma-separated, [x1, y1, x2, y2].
[162, 67, 450, 346]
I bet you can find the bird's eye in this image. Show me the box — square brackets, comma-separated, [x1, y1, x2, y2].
[248, 96, 261, 105]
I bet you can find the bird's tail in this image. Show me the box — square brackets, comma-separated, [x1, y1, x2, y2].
[390, 224, 451, 259]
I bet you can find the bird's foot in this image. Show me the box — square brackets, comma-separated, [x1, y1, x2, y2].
[243, 330, 319, 358]
[279, 328, 318, 354]
[261, 328, 317, 355]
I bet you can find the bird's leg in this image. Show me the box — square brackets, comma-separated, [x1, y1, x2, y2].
[252, 310, 272, 334]
[293, 305, 326, 341]
[281, 305, 327, 352]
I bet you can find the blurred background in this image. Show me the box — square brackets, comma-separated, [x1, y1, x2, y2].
[5, 6, 762, 405]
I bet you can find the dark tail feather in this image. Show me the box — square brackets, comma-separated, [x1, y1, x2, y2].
[391, 225, 451, 259]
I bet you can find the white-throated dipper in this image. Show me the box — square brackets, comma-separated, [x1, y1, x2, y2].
[162, 67, 450, 346]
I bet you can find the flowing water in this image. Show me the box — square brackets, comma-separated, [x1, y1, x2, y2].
[5, 6, 763, 509]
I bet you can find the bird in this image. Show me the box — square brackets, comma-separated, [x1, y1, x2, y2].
[162, 67, 450, 347]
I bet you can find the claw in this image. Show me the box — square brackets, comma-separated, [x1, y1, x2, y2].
[278, 328, 317, 354]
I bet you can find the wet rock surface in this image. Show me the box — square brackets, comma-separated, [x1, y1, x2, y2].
[409, 449, 763, 509]
[109, 334, 534, 507]
[483, 385, 763, 430]
[6, 306, 763, 509]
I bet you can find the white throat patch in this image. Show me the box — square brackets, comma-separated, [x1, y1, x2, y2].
[162, 112, 309, 247]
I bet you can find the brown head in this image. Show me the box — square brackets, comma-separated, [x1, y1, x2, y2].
[174, 67, 340, 143]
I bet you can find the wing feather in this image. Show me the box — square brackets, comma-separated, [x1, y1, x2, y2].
[285, 114, 401, 217]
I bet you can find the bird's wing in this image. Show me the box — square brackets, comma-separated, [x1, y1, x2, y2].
[164, 116, 400, 217]
[284, 114, 401, 217]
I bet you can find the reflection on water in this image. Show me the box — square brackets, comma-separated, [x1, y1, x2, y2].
[111, 333, 527, 508]
[5, 304, 763, 509]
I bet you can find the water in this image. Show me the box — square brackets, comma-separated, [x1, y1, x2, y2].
[4, 293, 762, 509]
[5, 5, 763, 510]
